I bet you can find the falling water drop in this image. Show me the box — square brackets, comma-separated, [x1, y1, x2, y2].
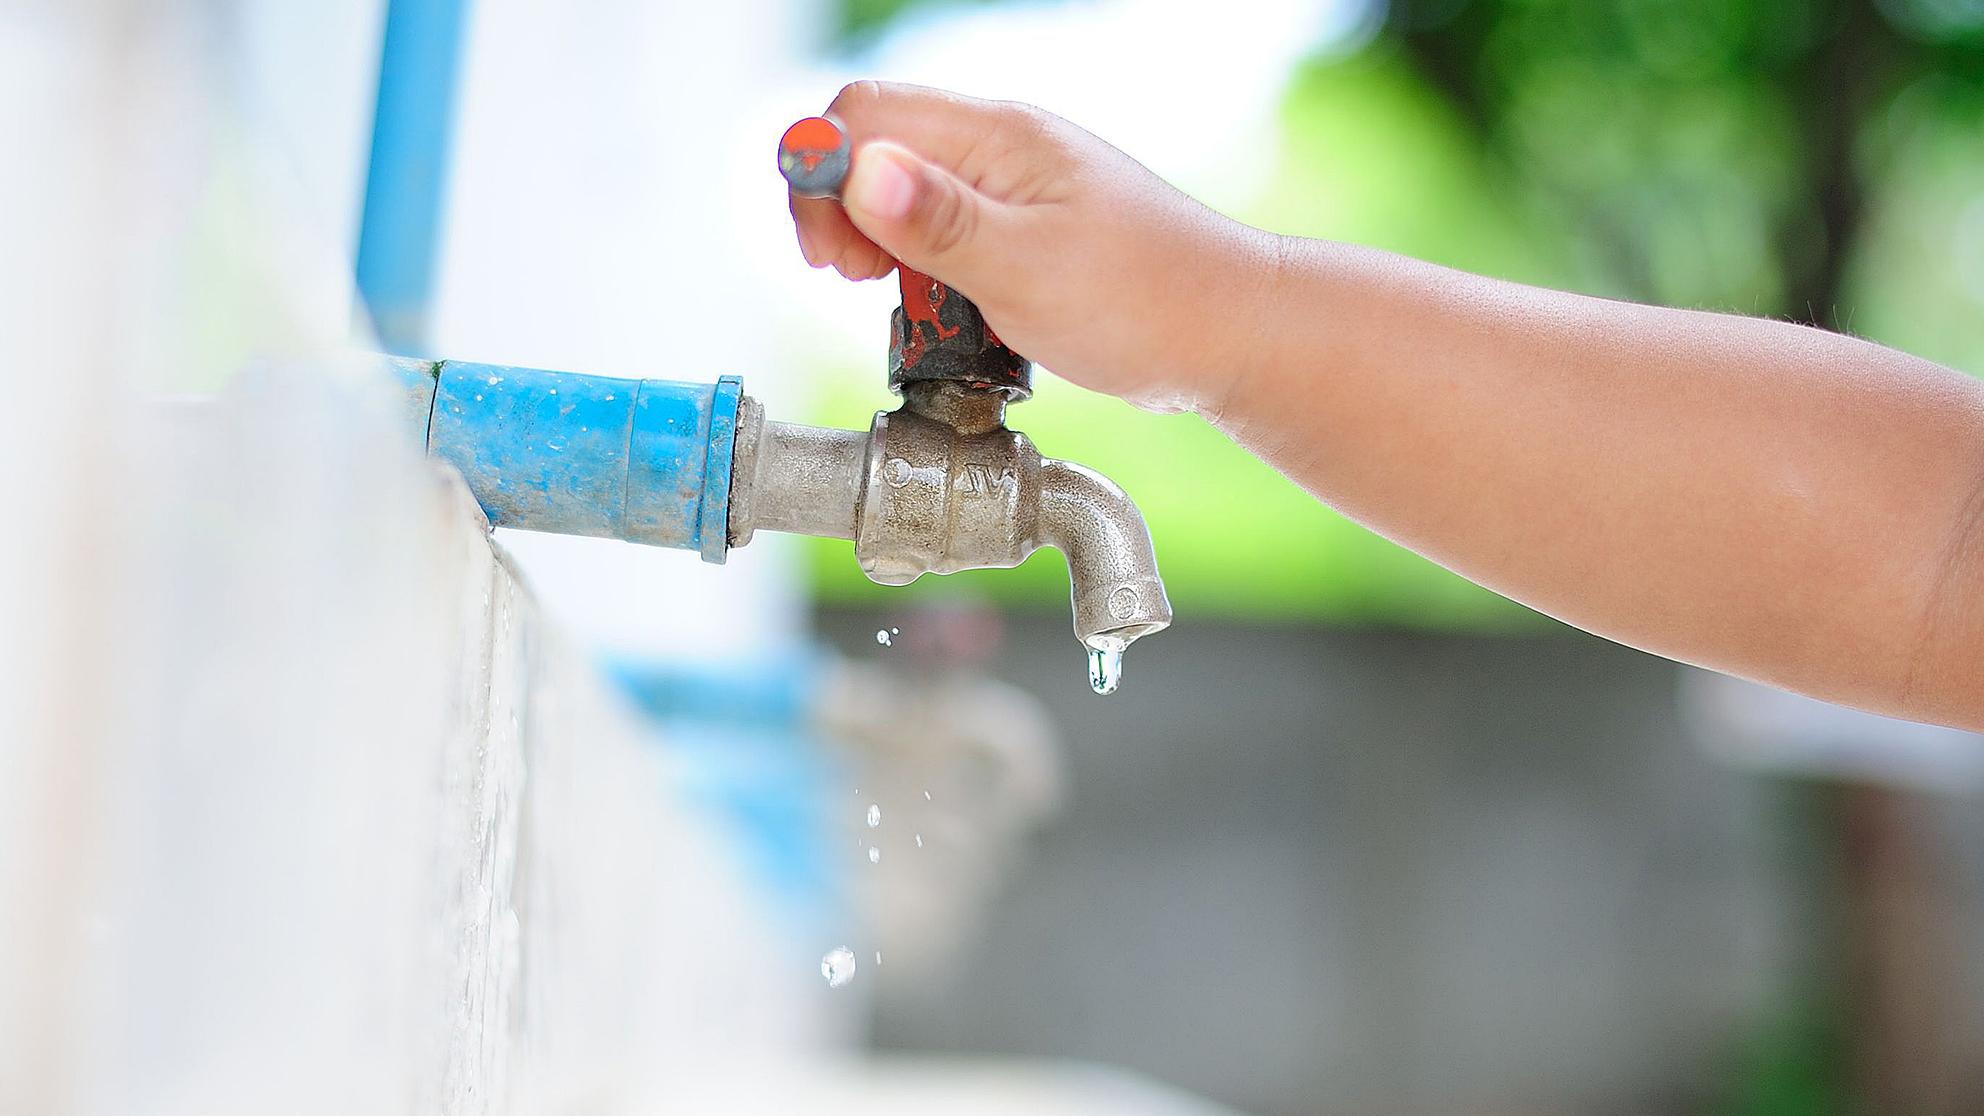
[820, 946, 856, 988]
[875, 950, 883, 966]
[867, 846, 881, 864]
[914, 833, 924, 849]
[922, 789, 932, 801]
[874, 629, 892, 646]
[866, 803, 881, 828]
[1086, 639, 1124, 696]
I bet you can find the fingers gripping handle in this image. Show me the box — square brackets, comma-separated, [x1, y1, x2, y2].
[779, 116, 1031, 400]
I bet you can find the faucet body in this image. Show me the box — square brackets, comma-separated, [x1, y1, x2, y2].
[390, 269, 1170, 654]
[730, 381, 1170, 650]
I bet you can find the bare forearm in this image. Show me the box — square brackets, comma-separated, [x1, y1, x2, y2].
[1208, 237, 1984, 727]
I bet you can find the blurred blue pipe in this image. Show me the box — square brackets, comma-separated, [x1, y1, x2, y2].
[609, 653, 820, 728]
[356, 0, 472, 354]
[610, 652, 848, 926]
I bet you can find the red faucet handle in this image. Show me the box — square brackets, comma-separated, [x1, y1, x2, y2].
[778, 115, 851, 199]
[776, 115, 1028, 398]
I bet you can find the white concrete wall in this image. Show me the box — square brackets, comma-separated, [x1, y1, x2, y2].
[0, 4, 835, 1111]
[87, 368, 827, 1115]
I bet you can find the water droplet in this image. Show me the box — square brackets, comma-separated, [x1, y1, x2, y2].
[875, 950, 883, 966]
[914, 833, 924, 848]
[820, 946, 856, 988]
[923, 789, 932, 801]
[875, 629, 892, 646]
[1086, 637, 1125, 695]
[866, 803, 881, 828]
[867, 846, 881, 864]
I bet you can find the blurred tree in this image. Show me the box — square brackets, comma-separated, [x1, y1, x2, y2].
[834, 0, 987, 43]
[1384, 0, 1984, 329]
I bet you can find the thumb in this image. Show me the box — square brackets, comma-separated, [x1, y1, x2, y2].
[842, 140, 1006, 287]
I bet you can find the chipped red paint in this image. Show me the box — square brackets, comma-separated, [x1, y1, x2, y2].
[895, 267, 962, 371]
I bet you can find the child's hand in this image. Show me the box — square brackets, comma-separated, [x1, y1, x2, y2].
[789, 81, 1276, 414]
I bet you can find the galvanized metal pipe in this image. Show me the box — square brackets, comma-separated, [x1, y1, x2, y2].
[728, 398, 865, 545]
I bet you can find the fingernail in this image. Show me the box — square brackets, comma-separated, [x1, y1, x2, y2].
[847, 147, 917, 221]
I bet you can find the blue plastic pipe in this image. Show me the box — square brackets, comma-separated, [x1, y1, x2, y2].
[395, 358, 742, 563]
[355, 0, 472, 354]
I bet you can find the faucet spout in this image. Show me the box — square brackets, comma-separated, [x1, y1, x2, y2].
[1036, 459, 1171, 651]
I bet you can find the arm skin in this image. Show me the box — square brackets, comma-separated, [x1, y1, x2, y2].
[1211, 239, 1984, 730]
[793, 81, 1984, 730]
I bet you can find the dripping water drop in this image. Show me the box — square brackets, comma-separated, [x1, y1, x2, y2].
[820, 946, 856, 988]
[1086, 637, 1125, 696]
[867, 846, 881, 864]
[866, 803, 881, 828]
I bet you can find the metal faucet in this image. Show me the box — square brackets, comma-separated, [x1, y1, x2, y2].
[726, 265, 1171, 659]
